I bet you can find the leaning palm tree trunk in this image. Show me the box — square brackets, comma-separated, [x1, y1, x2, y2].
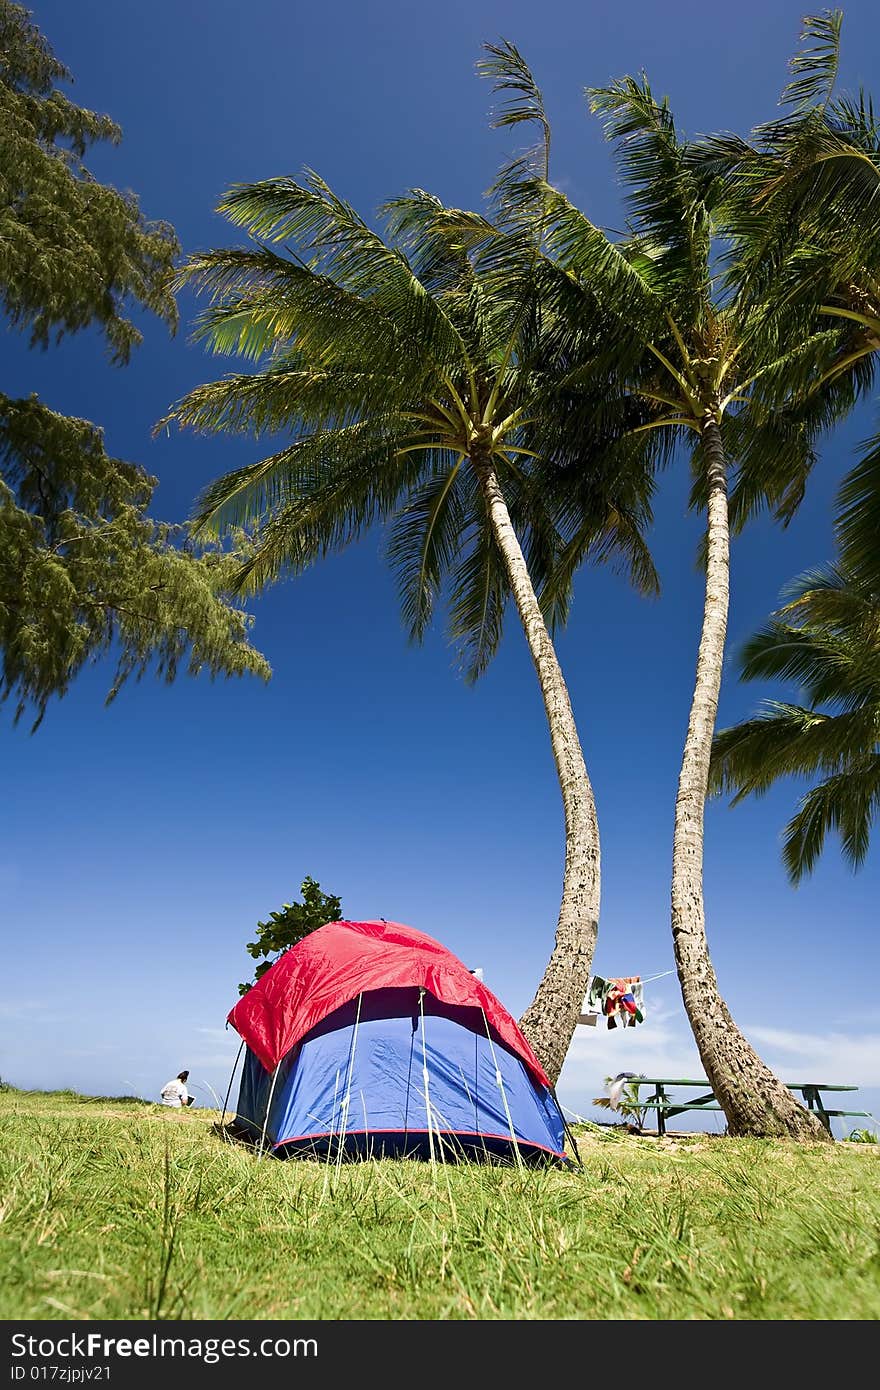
[475, 456, 599, 1085]
[672, 421, 828, 1140]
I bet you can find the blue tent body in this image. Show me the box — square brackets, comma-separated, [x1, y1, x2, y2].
[235, 987, 567, 1163]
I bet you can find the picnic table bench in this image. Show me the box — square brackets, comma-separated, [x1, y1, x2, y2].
[628, 1078, 868, 1135]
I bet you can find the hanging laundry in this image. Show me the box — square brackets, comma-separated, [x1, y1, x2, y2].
[586, 975, 607, 1012]
[578, 974, 608, 1025]
[580, 975, 646, 1029]
[607, 977, 645, 1029]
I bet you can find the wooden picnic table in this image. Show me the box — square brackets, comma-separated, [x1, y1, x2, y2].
[628, 1077, 867, 1135]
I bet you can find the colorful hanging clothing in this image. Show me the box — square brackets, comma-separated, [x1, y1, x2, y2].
[580, 975, 645, 1029]
[578, 975, 607, 1026]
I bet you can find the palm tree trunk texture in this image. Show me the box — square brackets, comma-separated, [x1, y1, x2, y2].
[671, 418, 828, 1140]
[474, 455, 600, 1085]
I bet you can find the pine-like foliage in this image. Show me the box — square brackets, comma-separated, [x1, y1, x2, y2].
[0, 2, 269, 727]
[0, 1, 178, 358]
[0, 395, 270, 727]
[238, 876, 343, 994]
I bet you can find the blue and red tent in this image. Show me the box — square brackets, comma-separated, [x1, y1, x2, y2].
[227, 919, 567, 1163]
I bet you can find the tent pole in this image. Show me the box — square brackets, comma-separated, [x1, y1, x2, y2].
[336, 992, 363, 1175]
[480, 1008, 524, 1169]
[220, 1038, 245, 1134]
[321, 1070, 342, 1200]
[259, 1061, 281, 1158]
[419, 989, 437, 1167]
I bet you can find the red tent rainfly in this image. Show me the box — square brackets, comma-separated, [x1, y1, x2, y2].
[227, 918, 551, 1089]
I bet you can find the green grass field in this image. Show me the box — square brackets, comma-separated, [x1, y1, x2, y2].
[1, 1087, 878, 1320]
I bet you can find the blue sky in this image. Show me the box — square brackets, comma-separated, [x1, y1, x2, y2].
[3, 0, 878, 1132]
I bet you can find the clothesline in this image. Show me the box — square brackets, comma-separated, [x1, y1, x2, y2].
[637, 969, 675, 986]
[592, 969, 675, 987]
[580, 969, 676, 1032]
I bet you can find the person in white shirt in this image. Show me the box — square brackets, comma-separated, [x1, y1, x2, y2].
[160, 1070, 193, 1107]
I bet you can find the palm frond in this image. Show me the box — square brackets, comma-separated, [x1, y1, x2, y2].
[588, 75, 711, 315]
[712, 404, 819, 534]
[161, 363, 402, 438]
[448, 472, 509, 681]
[775, 563, 879, 625]
[536, 425, 662, 620]
[738, 623, 877, 714]
[229, 438, 429, 595]
[217, 173, 468, 370]
[192, 415, 411, 539]
[782, 9, 843, 112]
[386, 456, 468, 641]
[478, 39, 551, 224]
[540, 187, 663, 340]
[711, 556, 880, 879]
[836, 429, 880, 589]
[478, 38, 549, 138]
[711, 703, 870, 797]
[177, 246, 419, 378]
[382, 191, 488, 292]
[783, 758, 880, 880]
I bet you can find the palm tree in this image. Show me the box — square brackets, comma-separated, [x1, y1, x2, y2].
[492, 67, 840, 1135]
[162, 48, 658, 1085]
[700, 11, 880, 584]
[711, 565, 880, 881]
